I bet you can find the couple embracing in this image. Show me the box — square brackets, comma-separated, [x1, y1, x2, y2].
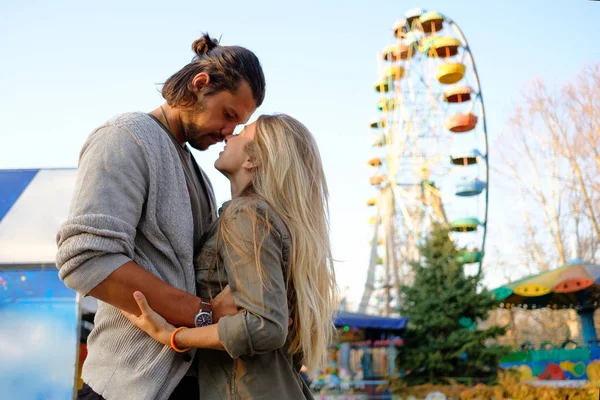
[56, 33, 337, 400]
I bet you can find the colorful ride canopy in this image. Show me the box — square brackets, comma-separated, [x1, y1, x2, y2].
[493, 259, 600, 310]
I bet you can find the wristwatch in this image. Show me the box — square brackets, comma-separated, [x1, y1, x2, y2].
[194, 300, 213, 327]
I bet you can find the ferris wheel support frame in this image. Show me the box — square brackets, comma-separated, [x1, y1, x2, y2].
[358, 202, 382, 312]
[449, 20, 490, 277]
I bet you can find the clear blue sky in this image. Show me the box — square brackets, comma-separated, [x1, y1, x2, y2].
[1, 0, 598, 308]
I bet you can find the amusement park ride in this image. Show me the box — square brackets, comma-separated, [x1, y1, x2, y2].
[494, 257, 600, 382]
[359, 8, 490, 316]
[348, 8, 600, 387]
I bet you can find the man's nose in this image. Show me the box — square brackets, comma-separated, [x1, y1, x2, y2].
[221, 124, 236, 137]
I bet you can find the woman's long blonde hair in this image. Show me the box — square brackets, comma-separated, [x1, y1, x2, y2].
[218, 113, 338, 371]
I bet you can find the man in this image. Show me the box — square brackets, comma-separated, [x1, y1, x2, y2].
[56, 33, 266, 400]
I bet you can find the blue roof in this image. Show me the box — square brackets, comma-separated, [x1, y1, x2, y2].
[0, 168, 78, 264]
[0, 169, 39, 223]
[334, 311, 407, 330]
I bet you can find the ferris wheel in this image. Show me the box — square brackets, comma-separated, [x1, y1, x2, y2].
[358, 8, 490, 316]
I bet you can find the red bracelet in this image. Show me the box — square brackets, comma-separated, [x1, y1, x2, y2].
[170, 327, 191, 353]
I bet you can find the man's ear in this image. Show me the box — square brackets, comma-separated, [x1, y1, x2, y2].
[192, 72, 210, 93]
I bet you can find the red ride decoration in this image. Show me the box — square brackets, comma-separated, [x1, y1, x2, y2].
[539, 363, 566, 380]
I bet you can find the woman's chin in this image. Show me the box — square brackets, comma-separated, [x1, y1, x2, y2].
[214, 164, 230, 178]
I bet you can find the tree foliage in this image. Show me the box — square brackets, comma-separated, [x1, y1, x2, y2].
[397, 224, 509, 385]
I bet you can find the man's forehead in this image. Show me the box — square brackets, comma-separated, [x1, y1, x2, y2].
[229, 104, 253, 124]
[236, 106, 256, 125]
[231, 82, 256, 123]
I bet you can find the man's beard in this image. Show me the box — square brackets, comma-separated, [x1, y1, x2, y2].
[184, 123, 221, 151]
[180, 96, 219, 150]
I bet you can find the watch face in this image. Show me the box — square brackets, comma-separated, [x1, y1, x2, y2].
[195, 311, 212, 327]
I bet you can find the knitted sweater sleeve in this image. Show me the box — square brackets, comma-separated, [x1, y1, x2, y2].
[56, 125, 149, 296]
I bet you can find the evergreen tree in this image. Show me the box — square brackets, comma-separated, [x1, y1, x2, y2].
[396, 223, 509, 386]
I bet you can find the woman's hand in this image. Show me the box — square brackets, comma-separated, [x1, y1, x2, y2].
[121, 291, 176, 346]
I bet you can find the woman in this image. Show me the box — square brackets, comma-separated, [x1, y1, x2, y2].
[122, 114, 338, 399]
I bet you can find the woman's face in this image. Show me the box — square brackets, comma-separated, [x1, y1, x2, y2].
[214, 121, 257, 176]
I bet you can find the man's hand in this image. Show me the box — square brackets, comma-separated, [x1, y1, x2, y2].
[210, 285, 293, 326]
[210, 285, 237, 323]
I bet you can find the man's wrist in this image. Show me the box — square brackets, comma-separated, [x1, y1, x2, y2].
[199, 297, 212, 312]
[187, 297, 208, 327]
[193, 297, 213, 327]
